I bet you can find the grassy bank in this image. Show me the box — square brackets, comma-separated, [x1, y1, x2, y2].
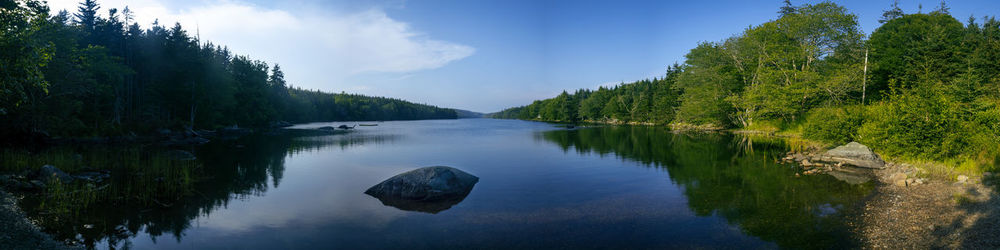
[730, 116, 998, 182]
[514, 113, 997, 182]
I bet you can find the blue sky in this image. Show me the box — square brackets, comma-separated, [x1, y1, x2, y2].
[46, 0, 1000, 112]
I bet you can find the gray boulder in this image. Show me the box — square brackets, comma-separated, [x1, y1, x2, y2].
[365, 166, 479, 201]
[365, 166, 478, 214]
[821, 142, 886, 169]
[30, 165, 73, 184]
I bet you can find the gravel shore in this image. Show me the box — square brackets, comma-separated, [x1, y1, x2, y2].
[853, 178, 1000, 249]
[0, 191, 75, 250]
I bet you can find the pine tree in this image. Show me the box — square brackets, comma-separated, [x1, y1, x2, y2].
[880, 0, 904, 23]
[779, 0, 795, 16]
[74, 0, 99, 32]
[933, 1, 950, 15]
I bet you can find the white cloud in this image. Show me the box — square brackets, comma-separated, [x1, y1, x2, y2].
[45, 0, 474, 82]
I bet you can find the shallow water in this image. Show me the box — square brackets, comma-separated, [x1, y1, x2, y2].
[18, 119, 874, 249]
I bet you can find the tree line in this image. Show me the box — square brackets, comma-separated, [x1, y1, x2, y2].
[493, 1, 1000, 163]
[0, 0, 457, 138]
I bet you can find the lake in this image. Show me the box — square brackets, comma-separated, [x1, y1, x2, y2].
[13, 118, 875, 249]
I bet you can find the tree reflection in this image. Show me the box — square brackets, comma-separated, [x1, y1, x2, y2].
[20, 132, 395, 249]
[537, 126, 873, 249]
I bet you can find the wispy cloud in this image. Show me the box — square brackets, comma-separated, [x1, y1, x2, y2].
[46, 0, 474, 79]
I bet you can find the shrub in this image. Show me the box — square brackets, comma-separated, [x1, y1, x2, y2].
[802, 106, 864, 145]
[857, 90, 969, 160]
[973, 100, 1000, 136]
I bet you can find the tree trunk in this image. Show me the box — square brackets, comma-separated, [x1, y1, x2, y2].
[862, 48, 868, 104]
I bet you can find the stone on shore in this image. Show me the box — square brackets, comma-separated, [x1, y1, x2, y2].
[30, 165, 73, 184]
[820, 142, 886, 169]
[957, 175, 969, 183]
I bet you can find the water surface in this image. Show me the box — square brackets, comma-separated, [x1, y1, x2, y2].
[18, 119, 873, 249]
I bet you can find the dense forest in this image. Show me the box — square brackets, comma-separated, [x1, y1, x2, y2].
[494, 1, 1000, 167]
[0, 0, 457, 138]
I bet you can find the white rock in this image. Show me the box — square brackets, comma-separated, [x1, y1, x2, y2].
[957, 175, 969, 183]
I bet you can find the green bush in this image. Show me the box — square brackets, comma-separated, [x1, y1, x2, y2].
[973, 100, 1000, 136]
[969, 102, 1000, 168]
[858, 90, 969, 160]
[802, 106, 863, 145]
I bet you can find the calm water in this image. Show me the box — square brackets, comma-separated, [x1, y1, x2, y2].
[22, 119, 875, 249]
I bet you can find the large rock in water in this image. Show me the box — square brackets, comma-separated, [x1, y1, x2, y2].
[365, 166, 479, 213]
[366, 166, 478, 200]
[821, 142, 886, 169]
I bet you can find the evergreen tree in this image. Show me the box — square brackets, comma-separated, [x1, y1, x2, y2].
[880, 0, 904, 23]
[73, 0, 98, 32]
[779, 0, 795, 16]
[933, 1, 950, 15]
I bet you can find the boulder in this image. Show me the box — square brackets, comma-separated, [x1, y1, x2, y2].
[366, 166, 478, 200]
[365, 166, 479, 213]
[957, 175, 969, 183]
[820, 142, 886, 169]
[30, 165, 73, 184]
[887, 172, 907, 184]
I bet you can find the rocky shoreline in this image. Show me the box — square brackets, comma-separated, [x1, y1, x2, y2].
[0, 191, 75, 250]
[783, 142, 1000, 249]
[853, 178, 1000, 249]
[21, 120, 357, 147]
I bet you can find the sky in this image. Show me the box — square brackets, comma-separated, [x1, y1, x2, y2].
[45, 0, 1000, 113]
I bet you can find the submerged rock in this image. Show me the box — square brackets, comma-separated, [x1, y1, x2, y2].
[365, 166, 479, 213]
[820, 142, 886, 169]
[827, 168, 874, 185]
[372, 191, 474, 214]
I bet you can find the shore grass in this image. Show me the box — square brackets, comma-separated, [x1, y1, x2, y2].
[673, 118, 998, 182]
[740, 127, 996, 181]
[0, 147, 202, 215]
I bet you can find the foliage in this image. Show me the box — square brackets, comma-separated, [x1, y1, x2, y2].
[495, 1, 1000, 171]
[858, 85, 970, 159]
[0, 0, 51, 118]
[0, 0, 456, 139]
[491, 65, 681, 125]
[868, 12, 966, 99]
[802, 106, 864, 145]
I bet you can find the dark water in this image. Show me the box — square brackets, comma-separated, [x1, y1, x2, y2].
[19, 119, 875, 249]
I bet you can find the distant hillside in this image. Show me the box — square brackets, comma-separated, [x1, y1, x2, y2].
[453, 109, 486, 118]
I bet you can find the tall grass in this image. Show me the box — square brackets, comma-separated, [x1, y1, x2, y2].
[0, 147, 202, 215]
